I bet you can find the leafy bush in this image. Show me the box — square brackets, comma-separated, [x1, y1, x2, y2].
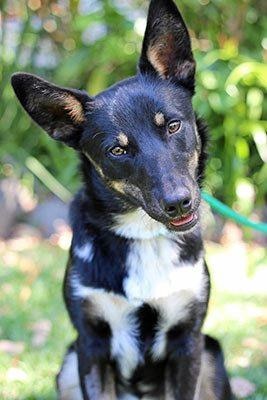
[0, 0, 266, 211]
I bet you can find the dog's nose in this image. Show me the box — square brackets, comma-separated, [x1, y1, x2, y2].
[162, 193, 192, 218]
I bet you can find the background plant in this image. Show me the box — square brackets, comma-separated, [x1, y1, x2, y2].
[1, 0, 266, 212]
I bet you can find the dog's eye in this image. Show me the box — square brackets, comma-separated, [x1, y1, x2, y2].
[168, 120, 181, 134]
[110, 146, 127, 156]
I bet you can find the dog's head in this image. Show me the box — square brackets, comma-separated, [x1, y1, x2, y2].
[11, 0, 207, 233]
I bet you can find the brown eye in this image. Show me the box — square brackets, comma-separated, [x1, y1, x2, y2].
[168, 120, 181, 134]
[110, 146, 127, 156]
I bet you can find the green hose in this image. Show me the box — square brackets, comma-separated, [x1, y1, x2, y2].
[201, 192, 267, 235]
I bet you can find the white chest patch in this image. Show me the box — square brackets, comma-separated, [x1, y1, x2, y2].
[124, 236, 206, 360]
[124, 236, 204, 302]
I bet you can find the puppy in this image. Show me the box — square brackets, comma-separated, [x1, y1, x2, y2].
[11, 1, 233, 399]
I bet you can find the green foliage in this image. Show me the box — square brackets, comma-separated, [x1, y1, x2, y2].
[0, 0, 266, 209]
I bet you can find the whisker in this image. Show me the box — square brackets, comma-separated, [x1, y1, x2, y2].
[92, 132, 103, 140]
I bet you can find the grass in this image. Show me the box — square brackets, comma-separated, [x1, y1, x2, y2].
[0, 236, 266, 399]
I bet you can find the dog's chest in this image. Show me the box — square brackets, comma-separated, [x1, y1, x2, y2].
[124, 236, 203, 301]
[73, 235, 205, 381]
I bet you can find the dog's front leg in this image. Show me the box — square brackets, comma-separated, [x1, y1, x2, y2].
[77, 345, 116, 400]
[164, 336, 203, 400]
[164, 357, 201, 400]
[80, 366, 116, 400]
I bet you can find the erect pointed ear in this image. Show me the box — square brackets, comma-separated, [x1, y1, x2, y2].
[139, 0, 196, 92]
[11, 73, 93, 149]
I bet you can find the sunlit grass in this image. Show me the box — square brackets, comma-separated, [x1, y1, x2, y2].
[205, 242, 267, 400]
[0, 240, 266, 399]
[0, 242, 72, 400]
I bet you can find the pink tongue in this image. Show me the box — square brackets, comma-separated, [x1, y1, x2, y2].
[170, 213, 194, 227]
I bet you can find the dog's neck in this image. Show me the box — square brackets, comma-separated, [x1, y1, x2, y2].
[111, 208, 170, 240]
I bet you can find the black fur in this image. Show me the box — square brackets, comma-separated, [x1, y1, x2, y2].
[139, 0, 196, 92]
[11, 1, 232, 399]
[205, 336, 234, 399]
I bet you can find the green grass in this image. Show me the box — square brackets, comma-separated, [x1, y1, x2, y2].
[0, 239, 266, 399]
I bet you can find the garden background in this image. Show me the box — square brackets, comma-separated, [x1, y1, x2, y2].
[0, 0, 266, 399]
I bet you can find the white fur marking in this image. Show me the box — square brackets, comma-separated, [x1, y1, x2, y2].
[57, 350, 82, 400]
[74, 243, 94, 262]
[151, 290, 197, 360]
[112, 208, 169, 240]
[84, 366, 105, 400]
[71, 280, 140, 380]
[124, 238, 205, 302]
[124, 236, 206, 359]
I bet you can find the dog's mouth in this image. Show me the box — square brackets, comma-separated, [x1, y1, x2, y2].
[168, 212, 198, 232]
[123, 189, 200, 233]
[139, 199, 200, 233]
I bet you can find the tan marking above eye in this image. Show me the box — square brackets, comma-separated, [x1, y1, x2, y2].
[118, 132, 129, 147]
[154, 112, 165, 127]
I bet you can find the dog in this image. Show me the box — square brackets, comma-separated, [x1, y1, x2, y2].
[11, 0, 233, 398]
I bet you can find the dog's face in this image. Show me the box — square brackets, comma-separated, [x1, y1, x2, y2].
[84, 76, 202, 232]
[11, 0, 206, 233]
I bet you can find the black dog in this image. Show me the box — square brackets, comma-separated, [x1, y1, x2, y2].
[11, 0, 233, 398]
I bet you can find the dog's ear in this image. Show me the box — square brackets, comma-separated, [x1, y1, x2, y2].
[11, 73, 93, 149]
[139, 0, 195, 92]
